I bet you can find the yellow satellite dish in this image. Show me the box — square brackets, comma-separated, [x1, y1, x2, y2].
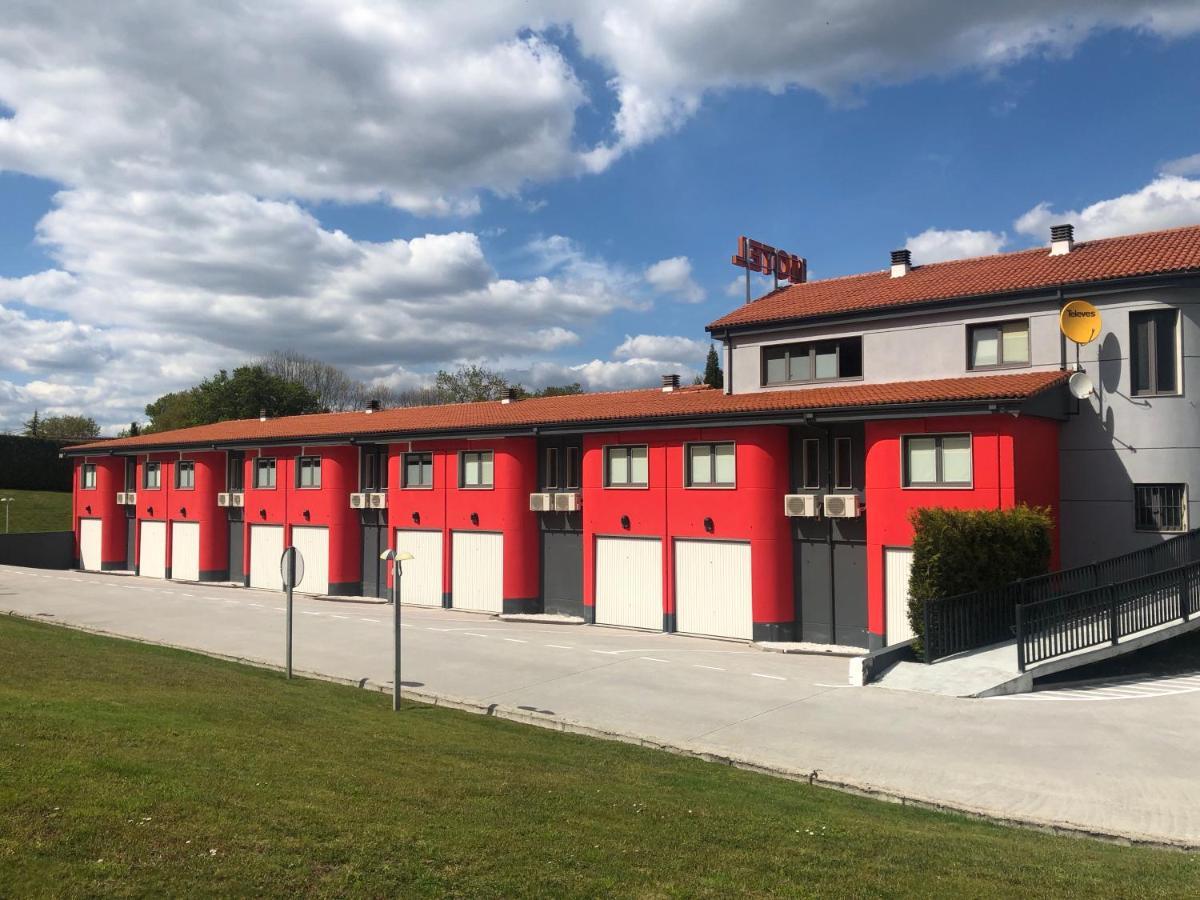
[1059, 300, 1102, 345]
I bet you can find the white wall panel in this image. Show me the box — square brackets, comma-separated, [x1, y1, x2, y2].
[393, 529, 443, 606]
[170, 521, 200, 582]
[139, 521, 167, 579]
[451, 531, 503, 613]
[79, 518, 102, 571]
[249, 524, 284, 591]
[885, 547, 915, 645]
[595, 536, 662, 631]
[674, 539, 752, 640]
[290, 526, 330, 595]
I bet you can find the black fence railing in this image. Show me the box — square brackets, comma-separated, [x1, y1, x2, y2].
[1017, 562, 1200, 671]
[922, 528, 1200, 663]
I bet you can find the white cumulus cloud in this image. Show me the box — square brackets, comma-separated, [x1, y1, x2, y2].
[905, 228, 1009, 263]
[645, 256, 704, 303]
[1015, 175, 1200, 241]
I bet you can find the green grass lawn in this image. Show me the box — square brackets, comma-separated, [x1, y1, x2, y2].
[0, 488, 72, 533]
[0, 617, 1196, 898]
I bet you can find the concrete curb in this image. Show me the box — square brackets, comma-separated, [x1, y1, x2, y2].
[498, 613, 585, 625]
[754, 641, 866, 658]
[5, 609, 1197, 853]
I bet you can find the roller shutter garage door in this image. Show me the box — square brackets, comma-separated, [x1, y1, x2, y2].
[885, 547, 915, 645]
[290, 526, 330, 595]
[674, 539, 752, 640]
[451, 531, 503, 613]
[393, 529, 444, 606]
[79, 518, 103, 571]
[140, 521, 167, 579]
[595, 536, 662, 631]
[249, 524, 284, 590]
[171, 521, 200, 582]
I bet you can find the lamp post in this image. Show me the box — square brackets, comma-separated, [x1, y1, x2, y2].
[380, 548, 414, 711]
[0, 497, 14, 534]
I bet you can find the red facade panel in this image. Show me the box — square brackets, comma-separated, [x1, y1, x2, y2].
[74, 456, 125, 568]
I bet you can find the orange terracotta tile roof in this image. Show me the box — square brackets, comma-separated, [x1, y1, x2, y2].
[708, 224, 1200, 331]
[69, 370, 1067, 453]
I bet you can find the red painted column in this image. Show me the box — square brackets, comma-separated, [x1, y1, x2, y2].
[191, 451, 227, 581]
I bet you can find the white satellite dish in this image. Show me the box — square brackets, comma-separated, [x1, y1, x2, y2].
[1068, 370, 1094, 400]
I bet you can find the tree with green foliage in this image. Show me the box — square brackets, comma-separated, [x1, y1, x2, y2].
[434, 365, 512, 403]
[22, 410, 41, 438]
[144, 365, 323, 432]
[703, 345, 724, 389]
[38, 415, 101, 440]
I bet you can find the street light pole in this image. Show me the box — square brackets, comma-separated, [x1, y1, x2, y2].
[381, 549, 414, 712]
[0, 498, 13, 534]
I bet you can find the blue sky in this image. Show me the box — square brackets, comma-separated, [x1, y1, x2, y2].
[2, 3, 1199, 432]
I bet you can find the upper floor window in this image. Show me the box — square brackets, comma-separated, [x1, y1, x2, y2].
[565, 446, 581, 490]
[175, 460, 195, 490]
[762, 336, 862, 386]
[80, 464, 97, 490]
[605, 445, 648, 488]
[800, 438, 820, 490]
[403, 452, 433, 489]
[903, 434, 972, 488]
[227, 451, 244, 492]
[360, 447, 388, 491]
[969, 319, 1029, 369]
[460, 450, 494, 489]
[544, 447, 560, 490]
[1131, 309, 1179, 396]
[1134, 483, 1188, 532]
[833, 437, 853, 490]
[143, 461, 161, 490]
[124, 458, 137, 491]
[296, 456, 321, 489]
[255, 457, 277, 489]
[686, 442, 735, 488]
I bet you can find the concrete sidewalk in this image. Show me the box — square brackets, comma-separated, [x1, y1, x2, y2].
[3, 564, 1200, 849]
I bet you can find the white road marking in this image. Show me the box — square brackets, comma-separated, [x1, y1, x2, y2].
[331, 615, 350, 620]
[640, 656, 670, 663]
[360, 618, 381, 623]
[504, 638, 527, 644]
[751, 673, 786, 681]
[463, 632, 488, 638]
[249, 603, 263, 608]
[274, 607, 286, 611]
[813, 682, 854, 688]
[694, 664, 725, 671]
[546, 644, 574, 650]
[996, 672, 1200, 702]
[301, 611, 321, 617]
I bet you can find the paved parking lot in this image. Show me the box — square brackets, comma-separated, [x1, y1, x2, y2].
[4, 564, 1200, 847]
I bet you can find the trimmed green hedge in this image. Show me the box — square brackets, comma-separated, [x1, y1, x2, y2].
[0, 435, 75, 492]
[907, 505, 1054, 651]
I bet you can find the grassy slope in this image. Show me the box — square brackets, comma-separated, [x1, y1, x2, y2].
[0, 617, 1196, 898]
[0, 488, 72, 533]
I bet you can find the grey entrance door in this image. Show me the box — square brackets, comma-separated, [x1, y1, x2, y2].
[542, 529, 583, 617]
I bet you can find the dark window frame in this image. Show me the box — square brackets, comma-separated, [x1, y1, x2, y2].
[967, 318, 1031, 371]
[761, 336, 863, 386]
[295, 456, 322, 490]
[254, 457, 277, 490]
[902, 434, 973, 488]
[1131, 309, 1180, 397]
[833, 436, 853, 490]
[458, 450, 494, 490]
[403, 451, 434, 489]
[1134, 483, 1188, 533]
[544, 447, 560, 490]
[175, 459, 195, 490]
[226, 451, 244, 492]
[143, 461, 161, 490]
[800, 438, 820, 490]
[685, 441, 737, 489]
[565, 446, 581, 490]
[604, 444, 649, 489]
[80, 463, 97, 490]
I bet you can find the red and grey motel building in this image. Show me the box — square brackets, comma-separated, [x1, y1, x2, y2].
[67, 223, 1200, 649]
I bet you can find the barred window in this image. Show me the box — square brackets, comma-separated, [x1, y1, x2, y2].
[1134, 484, 1188, 532]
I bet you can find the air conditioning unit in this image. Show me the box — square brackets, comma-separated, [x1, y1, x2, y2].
[350, 492, 368, 509]
[216, 492, 231, 507]
[554, 492, 582, 512]
[783, 494, 819, 517]
[230, 492, 244, 508]
[823, 494, 861, 518]
[369, 492, 388, 510]
[529, 492, 554, 512]
[124, 491, 137, 506]
[115, 492, 127, 505]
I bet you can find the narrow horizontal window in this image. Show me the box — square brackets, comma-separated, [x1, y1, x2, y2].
[903, 434, 972, 487]
[762, 336, 862, 386]
[605, 445, 648, 487]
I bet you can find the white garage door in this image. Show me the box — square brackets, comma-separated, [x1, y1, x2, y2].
[595, 536, 662, 631]
[171, 521, 200, 582]
[674, 539, 752, 640]
[249, 524, 284, 590]
[79, 518, 102, 571]
[290, 526, 330, 595]
[140, 521, 167, 579]
[885, 547, 915, 645]
[393, 529, 444, 606]
[451, 531, 503, 613]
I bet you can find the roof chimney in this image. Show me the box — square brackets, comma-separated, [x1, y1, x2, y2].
[258, 408, 267, 422]
[499, 387, 516, 405]
[365, 399, 380, 414]
[1050, 223, 1074, 256]
[890, 248, 912, 278]
[661, 373, 680, 392]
